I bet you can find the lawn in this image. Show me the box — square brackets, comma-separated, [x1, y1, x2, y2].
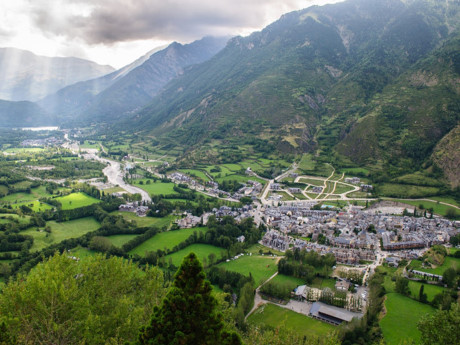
[246, 243, 285, 256]
[133, 180, 178, 195]
[217, 255, 278, 287]
[298, 178, 325, 187]
[55, 192, 101, 210]
[333, 183, 356, 194]
[111, 212, 175, 228]
[248, 304, 335, 338]
[380, 293, 434, 345]
[107, 234, 138, 247]
[22, 217, 101, 251]
[164, 244, 226, 267]
[129, 227, 208, 256]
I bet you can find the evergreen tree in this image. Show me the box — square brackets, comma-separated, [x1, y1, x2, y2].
[137, 252, 242, 345]
[419, 284, 427, 303]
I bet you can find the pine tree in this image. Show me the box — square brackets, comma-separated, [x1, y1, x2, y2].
[137, 252, 242, 345]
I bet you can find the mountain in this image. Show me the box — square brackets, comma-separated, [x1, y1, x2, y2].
[0, 100, 53, 127]
[121, 0, 459, 186]
[39, 37, 228, 124]
[38, 45, 167, 118]
[0, 48, 114, 101]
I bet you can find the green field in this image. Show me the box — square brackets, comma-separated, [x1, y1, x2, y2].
[179, 169, 210, 182]
[22, 217, 100, 251]
[333, 183, 356, 194]
[389, 199, 459, 218]
[0, 185, 53, 204]
[378, 184, 440, 199]
[107, 234, 138, 247]
[408, 257, 460, 275]
[248, 304, 335, 337]
[10, 200, 53, 212]
[246, 244, 285, 256]
[129, 227, 208, 256]
[134, 180, 178, 195]
[310, 277, 336, 290]
[4, 147, 45, 153]
[380, 293, 434, 345]
[70, 246, 97, 258]
[164, 244, 226, 267]
[111, 212, 175, 228]
[271, 274, 305, 287]
[217, 255, 278, 287]
[298, 177, 325, 187]
[55, 192, 101, 210]
[0, 213, 30, 224]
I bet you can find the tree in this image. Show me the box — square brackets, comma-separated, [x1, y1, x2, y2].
[418, 303, 460, 345]
[0, 253, 165, 344]
[395, 276, 410, 295]
[442, 267, 457, 288]
[88, 235, 112, 252]
[137, 252, 242, 345]
[419, 284, 427, 303]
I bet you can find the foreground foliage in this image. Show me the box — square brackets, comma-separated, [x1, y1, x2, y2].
[0, 253, 166, 344]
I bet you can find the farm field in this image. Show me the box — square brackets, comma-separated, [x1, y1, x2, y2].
[133, 180, 178, 195]
[107, 234, 138, 247]
[164, 243, 226, 267]
[55, 192, 101, 210]
[22, 217, 100, 251]
[380, 293, 434, 345]
[248, 304, 335, 337]
[217, 255, 278, 287]
[178, 169, 210, 182]
[0, 213, 30, 224]
[129, 227, 208, 256]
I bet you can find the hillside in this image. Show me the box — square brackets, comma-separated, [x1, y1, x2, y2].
[119, 0, 459, 187]
[0, 48, 114, 101]
[0, 100, 54, 127]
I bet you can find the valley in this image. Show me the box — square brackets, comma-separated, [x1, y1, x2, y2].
[0, 126, 458, 344]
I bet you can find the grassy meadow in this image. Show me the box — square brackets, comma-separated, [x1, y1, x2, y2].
[164, 243, 226, 267]
[55, 192, 101, 210]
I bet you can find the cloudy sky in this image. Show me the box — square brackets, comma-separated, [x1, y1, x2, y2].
[0, 0, 342, 69]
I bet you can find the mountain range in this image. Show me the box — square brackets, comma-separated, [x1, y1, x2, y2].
[0, 0, 459, 189]
[0, 48, 114, 101]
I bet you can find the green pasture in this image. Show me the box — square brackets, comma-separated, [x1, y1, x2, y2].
[111, 212, 175, 228]
[10, 200, 53, 212]
[4, 147, 45, 153]
[389, 199, 458, 218]
[55, 192, 101, 210]
[179, 169, 210, 182]
[0, 213, 30, 224]
[298, 178, 325, 187]
[129, 227, 208, 256]
[164, 244, 226, 267]
[134, 180, 178, 195]
[248, 304, 335, 338]
[217, 255, 278, 287]
[380, 293, 434, 345]
[22, 217, 100, 251]
[378, 183, 440, 199]
[107, 234, 138, 247]
[271, 274, 305, 287]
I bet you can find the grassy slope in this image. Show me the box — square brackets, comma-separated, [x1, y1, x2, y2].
[129, 227, 208, 255]
[165, 244, 226, 267]
[55, 192, 101, 210]
[22, 217, 100, 251]
[380, 293, 434, 345]
[217, 255, 278, 287]
[248, 304, 335, 337]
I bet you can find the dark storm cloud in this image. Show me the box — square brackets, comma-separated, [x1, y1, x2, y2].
[30, 0, 305, 44]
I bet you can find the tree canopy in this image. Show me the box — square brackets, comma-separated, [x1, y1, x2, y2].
[0, 252, 165, 344]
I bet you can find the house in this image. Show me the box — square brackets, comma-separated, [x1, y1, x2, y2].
[312, 186, 323, 194]
[360, 184, 373, 192]
[345, 177, 360, 184]
[237, 235, 245, 243]
[271, 183, 282, 191]
[288, 187, 302, 194]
